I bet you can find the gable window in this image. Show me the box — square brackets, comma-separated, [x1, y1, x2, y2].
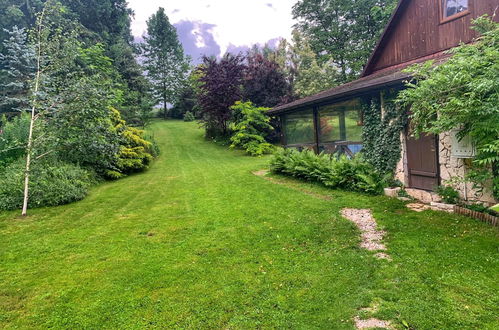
[441, 0, 469, 21]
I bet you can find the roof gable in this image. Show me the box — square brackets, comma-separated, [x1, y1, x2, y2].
[362, 0, 498, 77]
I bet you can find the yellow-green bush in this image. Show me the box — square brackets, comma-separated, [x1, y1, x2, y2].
[106, 107, 155, 179]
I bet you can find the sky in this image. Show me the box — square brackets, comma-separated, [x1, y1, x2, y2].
[127, 0, 297, 63]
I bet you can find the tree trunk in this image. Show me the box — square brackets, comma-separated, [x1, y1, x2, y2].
[22, 6, 45, 216]
[163, 96, 167, 119]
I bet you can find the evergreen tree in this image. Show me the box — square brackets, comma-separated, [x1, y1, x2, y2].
[0, 26, 35, 116]
[141, 7, 189, 119]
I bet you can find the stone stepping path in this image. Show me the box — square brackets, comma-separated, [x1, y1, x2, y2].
[340, 208, 388, 256]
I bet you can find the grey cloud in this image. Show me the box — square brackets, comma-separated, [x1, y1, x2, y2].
[226, 43, 250, 55]
[266, 3, 273, 8]
[174, 20, 221, 64]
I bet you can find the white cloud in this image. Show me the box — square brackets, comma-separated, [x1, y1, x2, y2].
[128, 0, 296, 55]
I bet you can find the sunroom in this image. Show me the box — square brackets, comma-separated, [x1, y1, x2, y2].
[269, 69, 409, 155]
[281, 99, 363, 156]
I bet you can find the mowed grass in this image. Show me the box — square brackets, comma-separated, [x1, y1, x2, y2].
[0, 120, 498, 329]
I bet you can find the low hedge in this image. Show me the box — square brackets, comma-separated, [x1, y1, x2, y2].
[0, 159, 95, 211]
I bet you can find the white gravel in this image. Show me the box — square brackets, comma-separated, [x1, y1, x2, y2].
[341, 208, 388, 253]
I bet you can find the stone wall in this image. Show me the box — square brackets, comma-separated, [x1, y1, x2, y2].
[394, 131, 496, 205]
[438, 132, 496, 204]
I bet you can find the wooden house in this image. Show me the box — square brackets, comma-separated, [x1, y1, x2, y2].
[269, 0, 499, 203]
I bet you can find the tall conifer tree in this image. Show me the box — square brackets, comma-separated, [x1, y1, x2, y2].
[0, 26, 35, 116]
[141, 7, 189, 118]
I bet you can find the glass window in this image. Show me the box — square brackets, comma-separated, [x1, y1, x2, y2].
[442, 0, 468, 19]
[345, 109, 363, 142]
[318, 108, 341, 142]
[283, 110, 315, 145]
[318, 99, 363, 143]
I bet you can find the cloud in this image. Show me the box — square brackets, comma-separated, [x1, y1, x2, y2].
[266, 3, 274, 9]
[172, 9, 180, 14]
[225, 43, 250, 55]
[174, 20, 221, 64]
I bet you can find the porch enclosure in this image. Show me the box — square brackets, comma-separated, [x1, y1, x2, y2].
[280, 98, 363, 156]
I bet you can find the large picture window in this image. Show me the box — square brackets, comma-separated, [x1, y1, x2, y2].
[441, 0, 468, 21]
[282, 109, 315, 145]
[318, 99, 363, 155]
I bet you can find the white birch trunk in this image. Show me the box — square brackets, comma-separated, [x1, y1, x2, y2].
[22, 8, 45, 216]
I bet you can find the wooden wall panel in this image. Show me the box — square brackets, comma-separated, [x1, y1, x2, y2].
[368, 0, 499, 74]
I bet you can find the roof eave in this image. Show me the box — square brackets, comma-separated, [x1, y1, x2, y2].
[268, 76, 408, 116]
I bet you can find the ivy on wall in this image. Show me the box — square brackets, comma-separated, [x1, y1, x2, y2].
[361, 90, 408, 175]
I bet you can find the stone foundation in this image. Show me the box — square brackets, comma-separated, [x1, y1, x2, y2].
[394, 131, 496, 205]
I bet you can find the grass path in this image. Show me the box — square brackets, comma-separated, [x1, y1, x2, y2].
[1, 120, 498, 329]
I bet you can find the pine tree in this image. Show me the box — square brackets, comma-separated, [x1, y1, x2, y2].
[141, 7, 189, 119]
[0, 26, 35, 116]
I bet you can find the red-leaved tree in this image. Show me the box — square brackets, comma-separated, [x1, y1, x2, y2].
[198, 54, 246, 137]
[243, 53, 290, 108]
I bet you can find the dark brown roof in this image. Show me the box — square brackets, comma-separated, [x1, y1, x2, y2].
[268, 67, 409, 115]
[269, 51, 450, 115]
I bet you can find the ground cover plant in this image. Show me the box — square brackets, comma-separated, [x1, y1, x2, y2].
[270, 148, 387, 194]
[2, 121, 497, 328]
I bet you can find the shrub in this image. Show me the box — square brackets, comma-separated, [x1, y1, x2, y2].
[435, 185, 460, 204]
[0, 114, 30, 169]
[270, 148, 386, 194]
[106, 107, 156, 179]
[0, 158, 94, 211]
[229, 101, 275, 156]
[183, 111, 195, 122]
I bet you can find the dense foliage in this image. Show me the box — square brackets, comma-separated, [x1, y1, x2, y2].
[141, 7, 189, 119]
[242, 53, 290, 108]
[270, 148, 387, 194]
[0, 0, 150, 118]
[270, 30, 340, 98]
[0, 1, 158, 212]
[0, 158, 94, 210]
[362, 92, 408, 175]
[198, 54, 246, 137]
[292, 0, 397, 82]
[0, 113, 29, 168]
[397, 17, 499, 199]
[229, 101, 274, 156]
[0, 27, 34, 116]
[107, 108, 155, 179]
[183, 111, 195, 122]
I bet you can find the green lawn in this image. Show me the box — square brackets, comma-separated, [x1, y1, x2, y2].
[1, 120, 498, 329]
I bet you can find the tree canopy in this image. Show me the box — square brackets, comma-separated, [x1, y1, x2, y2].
[292, 0, 397, 82]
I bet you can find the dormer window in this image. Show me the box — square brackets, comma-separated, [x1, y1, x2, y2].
[441, 0, 469, 22]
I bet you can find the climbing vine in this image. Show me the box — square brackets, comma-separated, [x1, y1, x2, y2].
[361, 91, 408, 175]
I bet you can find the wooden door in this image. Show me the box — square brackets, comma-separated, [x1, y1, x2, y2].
[406, 132, 439, 191]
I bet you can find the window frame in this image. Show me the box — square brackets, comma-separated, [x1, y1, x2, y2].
[440, 0, 470, 24]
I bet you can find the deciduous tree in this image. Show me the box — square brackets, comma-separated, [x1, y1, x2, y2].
[292, 0, 397, 82]
[198, 53, 246, 137]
